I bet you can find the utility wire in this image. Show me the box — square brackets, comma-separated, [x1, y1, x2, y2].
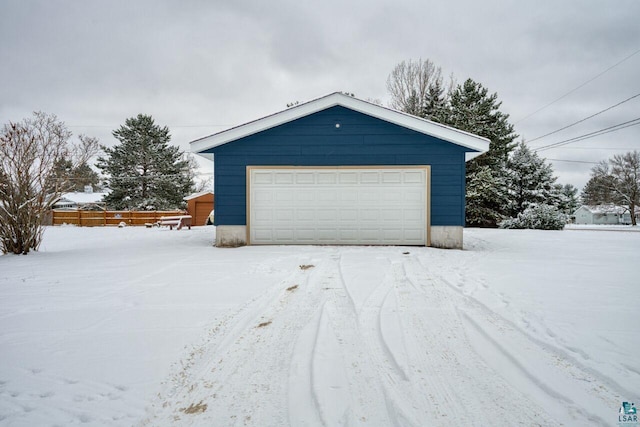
[515, 48, 640, 124]
[545, 158, 599, 164]
[534, 117, 640, 152]
[528, 92, 640, 143]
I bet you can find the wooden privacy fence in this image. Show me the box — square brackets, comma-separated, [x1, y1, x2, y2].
[51, 210, 187, 227]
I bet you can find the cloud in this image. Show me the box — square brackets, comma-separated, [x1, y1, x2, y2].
[1, 0, 639, 190]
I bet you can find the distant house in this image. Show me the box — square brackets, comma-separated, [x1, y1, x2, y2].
[573, 205, 638, 225]
[184, 191, 214, 226]
[53, 186, 107, 210]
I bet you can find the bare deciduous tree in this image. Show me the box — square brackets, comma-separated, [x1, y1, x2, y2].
[386, 58, 448, 117]
[589, 151, 640, 225]
[0, 112, 99, 254]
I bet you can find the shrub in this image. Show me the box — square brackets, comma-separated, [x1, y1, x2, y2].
[499, 204, 567, 230]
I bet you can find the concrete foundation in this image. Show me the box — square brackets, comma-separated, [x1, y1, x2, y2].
[430, 226, 464, 249]
[216, 224, 463, 249]
[215, 225, 247, 247]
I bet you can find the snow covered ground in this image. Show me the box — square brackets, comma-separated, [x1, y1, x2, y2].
[0, 225, 638, 426]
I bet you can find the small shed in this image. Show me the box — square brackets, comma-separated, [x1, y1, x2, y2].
[184, 191, 214, 226]
[191, 93, 489, 249]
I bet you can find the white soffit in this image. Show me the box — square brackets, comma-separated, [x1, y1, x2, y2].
[190, 92, 490, 157]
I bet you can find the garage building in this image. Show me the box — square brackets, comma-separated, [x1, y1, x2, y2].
[191, 93, 488, 249]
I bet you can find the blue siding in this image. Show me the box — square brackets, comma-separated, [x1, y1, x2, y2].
[205, 106, 471, 227]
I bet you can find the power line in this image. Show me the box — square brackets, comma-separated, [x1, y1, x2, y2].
[545, 158, 599, 164]
[534, 117, 640, 152]
[551, 146, 639, 150]
[528, 92, 640, 143]
[514, 47, 640, 124]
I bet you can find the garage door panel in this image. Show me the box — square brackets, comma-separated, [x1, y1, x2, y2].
[340, 190, 358, 202]
[318, 229, 338, 240]
[274, 209, 293, 221]
[275, 191, 294, 203]
[249, 167, 428, 245]
[403, 209, 423, 221]
[254, 229, 273, 240]
[317, 209, 338, 221]
[381, 171, 402, 183]
[382, 192, 402, 202]
[274, 172, 294, 184]
[318, 173, 337, 184]
[404, 171, 426, 183]
[296, 172, 315, 184]
[360, 172, 380, 183]
[275, 229, 294, 241]
[254, 211, 272, 221]
[296, 192, 314, 202]
[360, 191, 379, 202]
[340, 209, 358, 221]
[296, 209, 315, 221]
[361, 210, 379, 221]
[253, 172, 273, 184]
[339, 172, 358, 184]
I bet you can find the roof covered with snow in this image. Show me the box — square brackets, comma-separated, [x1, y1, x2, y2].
[190, 92, 490, 159]
[57, 192, 107, 204]
[576, 204, 629, 215]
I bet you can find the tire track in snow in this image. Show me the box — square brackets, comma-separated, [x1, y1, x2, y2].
[314, 253, 395, 426]
[140, 253, 331, 426]
[357, 260, 439, 426]
[408, 254, 619, 426]
[141, 247, 621, 426]
[390, 255, 560, 426]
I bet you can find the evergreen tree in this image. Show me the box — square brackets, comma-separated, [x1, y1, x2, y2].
[554, 183, 580, 215]
[47, 157, 100, 192]
[444, 79, 518, 226]
[445, 79, 518, 170]
[421, 77, 448, 123]
[505, 142, 557, 216]
[386, 61, 518, 227]
[97, 114, 195, 210]
[465, 166, 509, 227]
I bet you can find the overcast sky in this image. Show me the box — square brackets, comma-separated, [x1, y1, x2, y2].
[1, 0, 639, 190]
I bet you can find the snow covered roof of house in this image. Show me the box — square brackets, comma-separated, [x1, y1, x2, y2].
[184, 191, 214, 201]
[190, 92, 490, 162]
[576, 205, 629, 215]
[58, 192, 107, 204]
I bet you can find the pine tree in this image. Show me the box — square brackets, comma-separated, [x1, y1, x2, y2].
[445, 79, 518, 170]
[47, 158, 100, 192]
[386, 62, 519, 227]
[421, 77, 448, 123]
[554, 183, 580, 215]
[506, 142, 558, 216]
[443, 79, 518, 226]
[465, 166, 509, 227]
[97, 114, 195, 210]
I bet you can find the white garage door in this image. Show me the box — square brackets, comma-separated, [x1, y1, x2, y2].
[248, 167, 429, 245]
